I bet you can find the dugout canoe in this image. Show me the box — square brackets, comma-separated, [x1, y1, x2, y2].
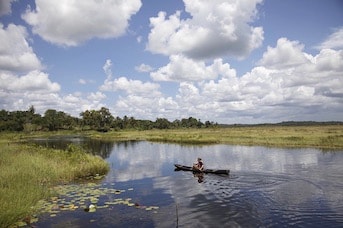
[174, 164, 229, 175]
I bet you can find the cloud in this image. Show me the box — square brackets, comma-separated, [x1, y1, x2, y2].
[151, 55, 236, 82]
[0, 71, 106, 115]
[136, 36, 142, 43]
[195, 38, 343, 123]
[135, 63, 154, 73]
[113, 95, 179, 120]
[0, 70, 60, 92]
[108, 33, 342, 123]
[0, 0, 15, 16]
[78, 79, 87, 85]
[315, 27, 343, 50]
[0, 21, 104, 116]
[0, 23, 42, 73]
[257, 38, 311, 69]
[21, 0, 142, 46]
[101, 76, 161, 98]
[100, 60, 161, 97]
[0, 71, 106, 116]
[61, 92, 106, 115]
[0, 22, 100, 116]
[0, 70, 60, 112]
[146, 0, 263, 59]
[103, 59, 113, 79]
[78, 78, 95, 85]
[87, 92, 106, 101]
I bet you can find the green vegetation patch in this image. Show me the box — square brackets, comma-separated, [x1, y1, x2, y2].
[0, 137, 109, 228]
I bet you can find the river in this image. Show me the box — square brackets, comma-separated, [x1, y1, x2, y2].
[31, 137, 343, 227]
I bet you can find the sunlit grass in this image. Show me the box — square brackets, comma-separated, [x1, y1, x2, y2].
[87, 125, 343, 149]
[0, 136, 109, 228]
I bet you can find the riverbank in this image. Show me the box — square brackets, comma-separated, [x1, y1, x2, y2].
[87, 125, 343, 149]
[0, 135, 109, 228]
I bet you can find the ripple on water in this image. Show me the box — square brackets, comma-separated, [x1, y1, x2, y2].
[171, 170, 343, 227]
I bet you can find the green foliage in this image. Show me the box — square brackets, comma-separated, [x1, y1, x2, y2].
[44, 109, 78, 131]
[80, 107, 114, 131]
[0, 106, 215, 132]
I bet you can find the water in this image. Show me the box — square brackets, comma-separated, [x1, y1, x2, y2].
[31, 137, 343, 227]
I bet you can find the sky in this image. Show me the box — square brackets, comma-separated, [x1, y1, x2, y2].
[0, 0, 343, 124]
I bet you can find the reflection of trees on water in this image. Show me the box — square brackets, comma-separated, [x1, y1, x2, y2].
[116, 140, 140, 149]
[84, 140, 139, 159]
[29, 136, 115, 159]
[30, 137, 142, 159]
[82, 139, 115, 159]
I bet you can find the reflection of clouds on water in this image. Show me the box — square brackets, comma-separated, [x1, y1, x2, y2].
[104, 141, 343, 225]
[32, 138, 343, 226]
[106, 141, 164, 182]
[272, 179, 323, 206]
[106, 142, 324, 182]
[227, 146, 319, 173]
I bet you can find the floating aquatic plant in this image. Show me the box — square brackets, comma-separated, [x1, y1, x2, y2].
[31, 182, 160, 224]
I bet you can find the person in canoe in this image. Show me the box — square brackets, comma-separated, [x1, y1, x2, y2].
[193, 157, 204, 171]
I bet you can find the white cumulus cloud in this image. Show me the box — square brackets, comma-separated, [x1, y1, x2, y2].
[0, 70, 60, 92]
[151, 55, 236, 82]
[21, 0, 142, 46]
[258, 38, 311, 69]
[100, 59, 161, 98]
[101, 76, 161, 98]
[315, 27, 343, 50]
[194, 38, 343, 123]
[135, 63, 154, 73]
[139, 35, 343, 123]
[0, 23, 42, 72]
[146, 0, 264, 59]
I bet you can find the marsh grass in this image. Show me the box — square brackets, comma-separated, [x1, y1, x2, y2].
[87, 125, 343, 149]
[0, 137, 109, 227]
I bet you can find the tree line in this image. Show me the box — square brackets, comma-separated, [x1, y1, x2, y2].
[0, 106, 218, 132]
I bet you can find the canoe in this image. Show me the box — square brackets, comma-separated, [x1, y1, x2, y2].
[174, 164, 229, 175]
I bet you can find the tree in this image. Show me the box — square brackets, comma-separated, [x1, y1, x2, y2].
[28, 105, 35, 115]
[155, 118, 171, 129]
[80, 107, 114, 131]
[98, 107, 114, 131]
[43, 109, 60, 131]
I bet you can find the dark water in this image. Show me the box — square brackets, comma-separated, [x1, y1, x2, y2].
[31, 137, 343, 227]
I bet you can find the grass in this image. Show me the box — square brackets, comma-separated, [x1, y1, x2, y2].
[0, 134, 109, 228]
[86, 125, 343, 149]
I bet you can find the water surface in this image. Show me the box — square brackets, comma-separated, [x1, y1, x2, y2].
[32, 138, 343, 227]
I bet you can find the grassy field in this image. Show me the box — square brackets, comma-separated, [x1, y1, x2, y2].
[87, 125, 343, 149]
[0, 134, 109, 228]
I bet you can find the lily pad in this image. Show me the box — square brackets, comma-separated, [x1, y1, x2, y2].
[33, 182, 160, 220]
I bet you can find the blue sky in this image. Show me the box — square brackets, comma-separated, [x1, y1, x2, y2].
[0, 0, 342, 124]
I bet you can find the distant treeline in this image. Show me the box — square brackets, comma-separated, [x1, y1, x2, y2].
[220, 121, 343, 128]
[0, 106, 218, 132]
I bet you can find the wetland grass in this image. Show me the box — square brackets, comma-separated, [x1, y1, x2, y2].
[0, 135, 109, 227]
[87, 125, 343, 149]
